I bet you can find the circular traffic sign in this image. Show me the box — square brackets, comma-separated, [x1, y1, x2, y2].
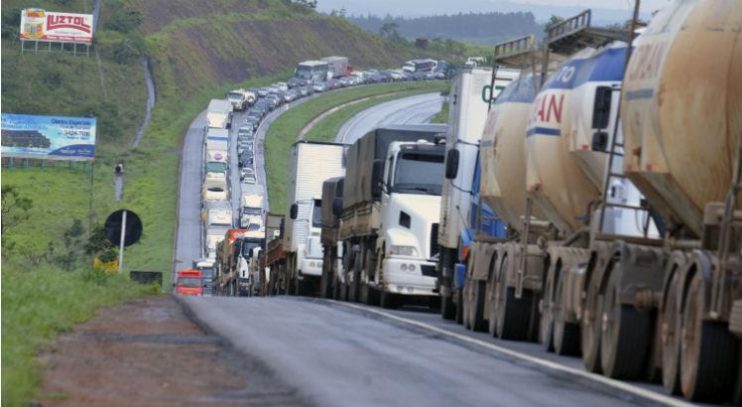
[105, 209, 143, 247]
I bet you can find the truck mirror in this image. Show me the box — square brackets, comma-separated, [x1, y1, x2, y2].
[371, 159, 384, 198]
[445, 149, 459, 179]
[332, 197, 343, 217]
[290, 203, 298, 220]
[592, 86, 612, 130]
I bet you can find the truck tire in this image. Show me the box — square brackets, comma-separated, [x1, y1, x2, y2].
[581, 269, 603, 373]
[600, 268, 651, 379]
[680, 273, 737, 402]
[441, 292, 456, 320]
[495, 257, 532, 340]
[455, 288, 464, 325]
[487, 277, 498, 337]
[540, 270, 555, 351]
[467, 280, 487, 332]
[661, 272, 682, 394]
[553, 274, 580, 356]
[380, 289, 399, 309]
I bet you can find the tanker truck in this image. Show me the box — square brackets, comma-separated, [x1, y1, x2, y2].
[436, 66, 518, 320]
[616, 1, 741, 402]
[339, 124, 447, 307]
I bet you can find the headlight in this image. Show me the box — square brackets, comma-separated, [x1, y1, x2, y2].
[389, 245, 418, 257]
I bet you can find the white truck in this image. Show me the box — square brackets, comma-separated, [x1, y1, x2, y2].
[339, 125, 447, 307]
[226, 89, 255, 111]
[203, 201, 233, 260]
[281, 141, 346, 295]
[436, 67, 518, 318]
[321, 56, 349, 78]
[206, 99, 233, 129]
[205, 128, 229, 180]
[240, 193, 264, 231]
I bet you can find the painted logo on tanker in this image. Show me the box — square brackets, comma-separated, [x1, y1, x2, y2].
[1, 113, 96, 161]
[19, 9, 94, 44]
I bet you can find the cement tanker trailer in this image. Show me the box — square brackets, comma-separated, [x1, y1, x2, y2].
[619, 0, 742, 402]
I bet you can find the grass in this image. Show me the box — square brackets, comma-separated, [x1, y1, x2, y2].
[1, 268, 156, 406]
[431, 100, 449, 124]
[265, 81, 448, 212]
[305, 89, 446, 142]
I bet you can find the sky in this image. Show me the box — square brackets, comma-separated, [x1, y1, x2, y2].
[316, 0, 673, 22]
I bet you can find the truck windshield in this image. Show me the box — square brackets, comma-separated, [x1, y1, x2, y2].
[199, 268, 214, 279]
[206, 162, 227, 173]
[393, 152, 444, 195]
[242, 241, 262, 258]
[227, 92, 242, 100]
[177, 277, 202, 287]
[242, 207, 261, 216]
[312, 199, 322, 228]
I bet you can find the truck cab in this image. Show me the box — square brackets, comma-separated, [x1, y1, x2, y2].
[289, 198, 325, 282]
[376, 140, 445, 297]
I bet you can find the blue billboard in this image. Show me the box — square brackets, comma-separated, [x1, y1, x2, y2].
[1, 113, 96, 161]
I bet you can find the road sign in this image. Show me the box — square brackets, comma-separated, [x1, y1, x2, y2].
[105, 209, 142, 247]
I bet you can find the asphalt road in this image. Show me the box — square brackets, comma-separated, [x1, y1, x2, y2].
[174, 87, 698, 406]
[183, 296, 679, 407]
[336, 92, 443, 143]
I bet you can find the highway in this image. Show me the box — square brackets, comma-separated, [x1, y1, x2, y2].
[175, 91, 693, 407]
[336, 92, 443, 143]
[183, 296, 680, 407]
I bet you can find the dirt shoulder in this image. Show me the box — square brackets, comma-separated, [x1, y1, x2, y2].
[35, 296, 307, 407]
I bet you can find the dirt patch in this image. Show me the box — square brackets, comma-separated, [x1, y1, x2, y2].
[35, 296, 306, 407]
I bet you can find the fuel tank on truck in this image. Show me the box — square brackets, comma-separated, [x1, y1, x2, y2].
[621, 0, 742, 237]
[480, 74, 541, 232]
[525, 42, 627, 235]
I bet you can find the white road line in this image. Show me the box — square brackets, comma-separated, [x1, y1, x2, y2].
[335, 301, 694, 407]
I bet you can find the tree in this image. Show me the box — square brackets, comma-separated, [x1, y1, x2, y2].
[1, 185, 32, 236]
[546, 15, 564, 31]
[379, 22, 400, 39]
[292, 0, 318, 9]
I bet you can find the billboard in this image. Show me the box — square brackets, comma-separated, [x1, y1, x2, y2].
[1, 113, 96, 161]
[19, 9, 94, 44]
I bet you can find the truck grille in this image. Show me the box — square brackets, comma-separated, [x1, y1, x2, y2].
[430, 223, 439, 258]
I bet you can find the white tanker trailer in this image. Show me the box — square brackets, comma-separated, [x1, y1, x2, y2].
[619, 0, 742, 402]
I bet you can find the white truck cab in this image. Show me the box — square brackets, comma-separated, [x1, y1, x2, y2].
[376, 141, 444, 296]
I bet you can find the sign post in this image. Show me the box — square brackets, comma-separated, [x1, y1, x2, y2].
[105, 209, 143, 274]
[118, 210, 127, 273]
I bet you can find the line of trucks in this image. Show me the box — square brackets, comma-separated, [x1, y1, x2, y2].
[252, 1, 741, 404]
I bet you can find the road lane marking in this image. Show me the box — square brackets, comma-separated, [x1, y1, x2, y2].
[335, 301, 694, 407]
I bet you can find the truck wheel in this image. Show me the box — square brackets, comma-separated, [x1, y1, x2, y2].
[553, 274, 580, 356]
[487, 277, 498, 337]
[455, 288, 464, 325]
[680, 273, 737, 402]
[468, 280, 487, 332]
[661, 272, 682, 394]
[600, 269, 651, 379]
[332, 276, 340, 300]
[441, 292, 456, 320]
[320, 269, 332, 299]
[581, 270, 603, 373]
[380, 289, 399, 309]
[540, 270, 555, 352]
[463, 280, 472, 330]
[495, 257, 532, 340]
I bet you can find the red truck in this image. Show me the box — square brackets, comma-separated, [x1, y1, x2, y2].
[175, 269, 203, 296]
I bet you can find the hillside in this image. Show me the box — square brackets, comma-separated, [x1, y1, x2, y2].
[1, 0, 442, 276]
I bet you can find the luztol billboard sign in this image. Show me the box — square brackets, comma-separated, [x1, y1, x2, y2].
[19, 9, 94, 44]
[1, 113, 96, 161]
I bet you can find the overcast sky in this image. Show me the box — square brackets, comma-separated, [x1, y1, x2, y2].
[317, 0, 673, 21]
